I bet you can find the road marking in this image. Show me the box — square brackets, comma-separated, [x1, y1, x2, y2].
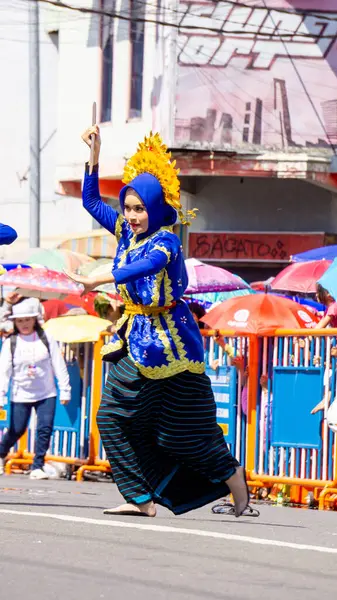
[0, 508, 336, 555]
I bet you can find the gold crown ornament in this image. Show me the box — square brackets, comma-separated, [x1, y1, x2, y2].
[122, 132, 197, 226]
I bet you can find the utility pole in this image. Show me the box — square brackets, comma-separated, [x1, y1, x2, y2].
[28, 0, 41, 247]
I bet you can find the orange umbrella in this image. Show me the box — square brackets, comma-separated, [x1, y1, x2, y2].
[201, 294, 318, 335]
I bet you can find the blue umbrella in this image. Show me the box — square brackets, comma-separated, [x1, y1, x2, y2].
[292, 245, 337, 262]
[0, 223, 17, 245]
[185, 288, 254, 310]
[1, 263, 30, 271]
[318, 258, 337, 300]
[186, 288, 253, 305]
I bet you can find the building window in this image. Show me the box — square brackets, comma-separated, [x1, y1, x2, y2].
[101, 1, 115, 123]
[129, 0, 145, 119]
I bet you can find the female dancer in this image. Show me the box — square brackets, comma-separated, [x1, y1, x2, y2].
[67, 126, 253, 518]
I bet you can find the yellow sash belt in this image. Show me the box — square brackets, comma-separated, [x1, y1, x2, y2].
[124, 301, 177, 316]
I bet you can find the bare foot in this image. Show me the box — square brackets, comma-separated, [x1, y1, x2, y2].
[103, 500, 157, 517]
[226, 466, 249, 518]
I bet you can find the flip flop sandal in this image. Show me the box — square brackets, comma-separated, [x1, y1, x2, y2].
[212, 501, 260, 518]
[103, 508, 153, 517]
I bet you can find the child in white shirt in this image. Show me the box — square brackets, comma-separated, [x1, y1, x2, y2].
[0, 298, 71, 479]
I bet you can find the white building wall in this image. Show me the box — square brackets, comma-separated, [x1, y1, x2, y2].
[186, 177, 337, 234]
[55, 0, 175, 184]
[0, 1, 91, 260]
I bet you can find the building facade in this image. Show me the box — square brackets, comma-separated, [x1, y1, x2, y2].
[54, 0, 337, 277]
[0, 0, 94, 259]
[2, 0, 337, 276]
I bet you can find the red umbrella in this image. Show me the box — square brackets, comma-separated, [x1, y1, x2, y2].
[63, 293, 97, 316]
[202, 294, 318, 335]
[250, 281, 268, 291]
[271, 260, 331, 294]
[0, 267, 83, 299]
[43, 299, 69, 320]
[63, 292, 123, 317]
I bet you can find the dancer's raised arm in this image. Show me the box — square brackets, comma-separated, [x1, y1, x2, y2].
[81, 126, 121, 235]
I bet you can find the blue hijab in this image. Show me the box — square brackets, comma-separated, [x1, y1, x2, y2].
[119, 173, 177, 239]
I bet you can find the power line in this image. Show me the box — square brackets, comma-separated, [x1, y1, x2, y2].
[177, 40, 310, 147]
[20, 0, 337, 39]
[209, 0, 337, 23]
[178, 36, 337, 146]
[5, 0, 336, 41]
[260, 0, 336, 154]
[177, 33, 337, 91]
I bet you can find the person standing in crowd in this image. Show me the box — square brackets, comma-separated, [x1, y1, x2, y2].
[0, 291, 45, 336]
[64, 126, 253, 519]
[0, 298, 71, 479]
[314, 284, 337, 329]
[308, 284, 337, 415]
[188, 301, 206, 330]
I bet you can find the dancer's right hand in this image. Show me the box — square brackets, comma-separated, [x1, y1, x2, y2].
[81, 125, 101, 165]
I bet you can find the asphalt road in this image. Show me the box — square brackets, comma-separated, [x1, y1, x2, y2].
[0, 476, 336, 600]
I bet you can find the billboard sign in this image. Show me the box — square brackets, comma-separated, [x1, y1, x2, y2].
[175, 1, 337, 151]
[188, 231, 334, 261]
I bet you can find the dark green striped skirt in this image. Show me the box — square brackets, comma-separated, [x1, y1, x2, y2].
[97, 357, 239, 515]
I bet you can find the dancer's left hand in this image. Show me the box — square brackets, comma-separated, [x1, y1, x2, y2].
[64, 270, 96, 295]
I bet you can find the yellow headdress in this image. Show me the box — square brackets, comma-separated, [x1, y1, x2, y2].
[122, 132, 197, 226]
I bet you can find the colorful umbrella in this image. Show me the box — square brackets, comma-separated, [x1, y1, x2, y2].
[87, 262, 117, 293]
[250, 277, 274, 291]
[77, 258, 111, 276]
[292, 245, 337, 262]
[3, 248, 94, 272]
[202, 294, 318, 335]
[0, 267, 83, 299]
[43, 315, 111, 343]
[186, 288, 253, 307]
[1, 263, 31, 271]
[185, 258, 250, 294]
[63, 292, 98, 316]
[271, 261, 331, 294]
[43, 299, 69, 320]
[318, 258, 337, 300]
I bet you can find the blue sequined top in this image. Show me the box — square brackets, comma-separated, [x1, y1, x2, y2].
[83, 166, 205, 379]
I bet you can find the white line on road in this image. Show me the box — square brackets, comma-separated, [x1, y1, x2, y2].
[0, 508, 336, 555]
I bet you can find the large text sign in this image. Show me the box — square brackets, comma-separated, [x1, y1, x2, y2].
[188, 232, 328, 261]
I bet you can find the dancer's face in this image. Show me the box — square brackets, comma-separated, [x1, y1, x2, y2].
[124, 189, 149, 235]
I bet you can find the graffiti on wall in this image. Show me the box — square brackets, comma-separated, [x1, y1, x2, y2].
[175, 1, 337, 150]
[188, 232, 334, 261]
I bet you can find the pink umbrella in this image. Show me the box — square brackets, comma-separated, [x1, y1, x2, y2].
[0, 267, 83, 299]
[185, 258, 250, 294]
[271, 260, 331, 294]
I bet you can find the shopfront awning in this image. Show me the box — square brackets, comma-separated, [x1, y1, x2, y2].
[170, 150, 337, 191]
[58, 179, 124, 199]
[58, 229, 117, 258]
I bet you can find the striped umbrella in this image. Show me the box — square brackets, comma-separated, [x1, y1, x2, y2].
[3, 248, 94, 273]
